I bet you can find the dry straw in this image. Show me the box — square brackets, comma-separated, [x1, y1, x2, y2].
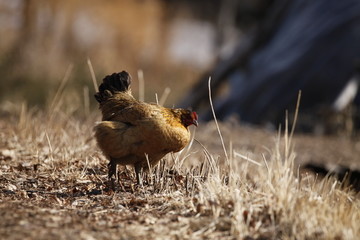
[2, 68, 358, 239]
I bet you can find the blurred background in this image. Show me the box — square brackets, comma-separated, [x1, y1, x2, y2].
[1, 0, 360, 134]
[0, 0, 243, 106]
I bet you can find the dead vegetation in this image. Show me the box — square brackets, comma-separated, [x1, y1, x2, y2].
[0, 97, 359, 240]
[1, 2, 359, 238]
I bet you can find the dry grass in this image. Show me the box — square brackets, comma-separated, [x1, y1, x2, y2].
[0, 97, 359, 239]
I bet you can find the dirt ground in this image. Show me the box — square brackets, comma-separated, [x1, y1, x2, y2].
[0, 109, 359, 239]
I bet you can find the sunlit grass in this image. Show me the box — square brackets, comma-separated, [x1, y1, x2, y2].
[0, 83, 359, 239]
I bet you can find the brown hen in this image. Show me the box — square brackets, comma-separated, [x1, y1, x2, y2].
[94, 71, 198, 185]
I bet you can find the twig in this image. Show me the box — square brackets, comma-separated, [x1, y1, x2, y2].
[159, 87, 171, 106]
[138, 69, 145, 102]
[87, 58, 98, 92]
[289, 90, 301, 146]
[208, 77, 229, 162]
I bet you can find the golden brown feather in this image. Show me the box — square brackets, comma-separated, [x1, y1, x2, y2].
[94, 71, 198, 184]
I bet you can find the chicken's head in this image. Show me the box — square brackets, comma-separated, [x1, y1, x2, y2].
[180, 110, 198, 128]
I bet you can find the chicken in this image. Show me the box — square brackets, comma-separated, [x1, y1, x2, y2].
[94, 71, 198, 185]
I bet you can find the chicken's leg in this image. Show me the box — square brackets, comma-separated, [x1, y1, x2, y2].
[108, 158, 117, 179]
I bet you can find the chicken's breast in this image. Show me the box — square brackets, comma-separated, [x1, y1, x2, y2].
[94, 103, 191, 167]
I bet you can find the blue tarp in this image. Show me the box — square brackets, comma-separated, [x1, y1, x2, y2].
[210, 0, 360, 124]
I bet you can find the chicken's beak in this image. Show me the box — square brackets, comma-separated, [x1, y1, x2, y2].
[193, 120, 198, 127]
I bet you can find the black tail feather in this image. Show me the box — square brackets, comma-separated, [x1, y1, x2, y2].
[95, 71, 132, 103]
